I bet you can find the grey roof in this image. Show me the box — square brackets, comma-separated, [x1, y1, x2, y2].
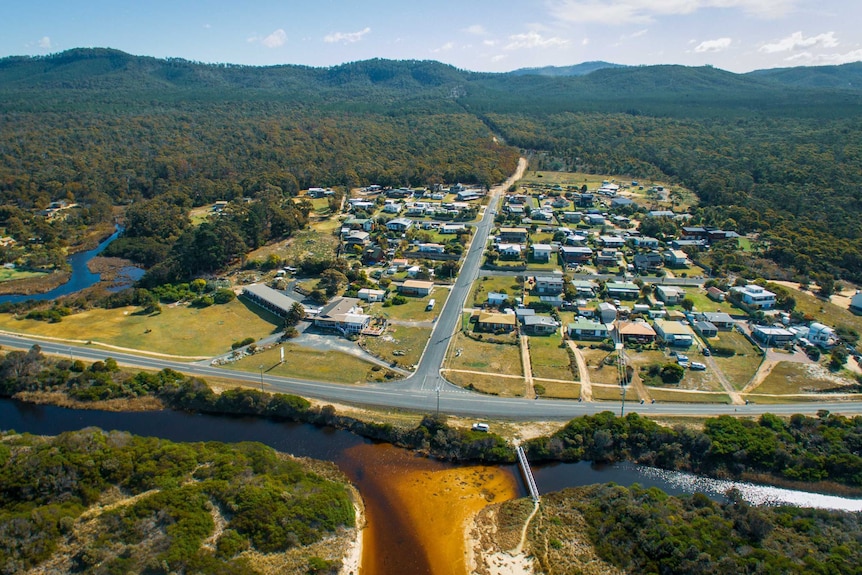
[524, 315, 558, 327]
[695, 321, 718, 332]
[702, 312, 734, 324]
[242, 284, 299, 314]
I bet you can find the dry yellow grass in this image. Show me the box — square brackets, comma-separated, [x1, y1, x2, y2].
[0, 299, 280, 357]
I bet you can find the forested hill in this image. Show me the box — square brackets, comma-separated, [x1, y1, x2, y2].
[2, 48, 862, 115]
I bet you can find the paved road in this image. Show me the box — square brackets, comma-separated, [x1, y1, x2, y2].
[3, 159, 862, 419]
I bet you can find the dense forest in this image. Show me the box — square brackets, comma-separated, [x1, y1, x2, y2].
[0, 428, 354, 575]
[1, 48, 862, 283]
[529, 483, 862, 574]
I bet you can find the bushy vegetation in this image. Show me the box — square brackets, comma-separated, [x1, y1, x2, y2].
[533, 484, 862, 575]
[525, 410, 862, 487]
[0, 429, 354, 575]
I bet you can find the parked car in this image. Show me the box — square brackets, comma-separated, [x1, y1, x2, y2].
[702, 348, 711, 356]
[471, 423, 490, 432]
[690, 362, 707, 371]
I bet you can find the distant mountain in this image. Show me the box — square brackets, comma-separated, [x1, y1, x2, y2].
[1, 48, 861, 119]
[509, 61, 626, 77]
[746, 62, 862, 90]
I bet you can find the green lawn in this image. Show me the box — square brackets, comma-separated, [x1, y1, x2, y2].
[0, 268, 50, 283]
[528, 335, 575, 381]
[445, 332, 522, 377]
[709, 330, 763, 389]
[361, 325, 431, 369]
[535, 380, 581, 399]
[367, 291, 445, 322]
[664, 288, 733, 314]
[471, 276, 524, 307]
[0, 298, 280, 358]
[224, 344, 387, 384]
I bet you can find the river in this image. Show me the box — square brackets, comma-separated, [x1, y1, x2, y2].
[0, 227, 142, 304]
[2, 399, 861, 574]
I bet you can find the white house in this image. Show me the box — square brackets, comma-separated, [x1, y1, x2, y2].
[597, 302, 617, 324]
[357, 288, 386, 303]
[808, 322, 837, 348]
[655, 285, 685, 305]
[731, 284, 776, 309]
[532, 244, 552, 262]
[382, 202, 403, 214]
[498, 243, 524, 259]
[418, 243, 445, 254]
[386, 218, 413, 232]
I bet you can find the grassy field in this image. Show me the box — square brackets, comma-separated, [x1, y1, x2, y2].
[665, 288, 735, 314]
[579, 347, 626, 384]
[247, 228, 339, 267]
[445, 332, 522, 376]
[755, 362, 858, 395]
[534, 380, 581, 399]
[528, 335, 575, 381]
[224, 344, 386, 384]
[445, 371, 525, 396]
[590, 383, 627, 401]
[361, 325, 431, 369]
[709, 330, 763, 389]
[0, 268, 49, 283]
[0, 298, 280, 357]
[367, 291, 444, 322]
[645, 389, 732, 404]
[471, 276, 524, 306]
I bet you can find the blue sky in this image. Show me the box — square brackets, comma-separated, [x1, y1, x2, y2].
[3, 0, 860, 73]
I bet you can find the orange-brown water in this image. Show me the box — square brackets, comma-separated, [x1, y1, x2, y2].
[339, 443, 520, 575]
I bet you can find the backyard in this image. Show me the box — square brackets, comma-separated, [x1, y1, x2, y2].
[471, 275, 524, 307]
[528, 335, 575, 381]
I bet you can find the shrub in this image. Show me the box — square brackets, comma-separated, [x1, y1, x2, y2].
[660, 363, 685, 384]
[213, 288, 236, 304]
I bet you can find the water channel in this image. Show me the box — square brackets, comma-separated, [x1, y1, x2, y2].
[0, 227, 142, 304]
[2, 399, 861, 574]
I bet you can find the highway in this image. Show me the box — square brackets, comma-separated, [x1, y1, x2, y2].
[3, 158, 862, 420]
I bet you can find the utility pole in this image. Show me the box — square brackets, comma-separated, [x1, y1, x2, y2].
[436, 382, 441, 417]
[258, 364, 264, 391]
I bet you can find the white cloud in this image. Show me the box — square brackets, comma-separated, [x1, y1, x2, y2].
[491, 54, 508, 62]
[630, 29, 648, 38]
[783, 48, 862, 66]
[695, 37, 732, 52]
[505, 31, 569, 50]
[432, 42, 455, 53]
[324, 27, 371, 44]
[249, 29, 288, 48]
[759, 31, 839, 53]
[202, 23, 211, 29]
[483, 39, 498, 47]
[547, 0, 797, 25]
[463, 24, 487, 35]
[38, 36, 52, 49]
[582, 37, 590, 46]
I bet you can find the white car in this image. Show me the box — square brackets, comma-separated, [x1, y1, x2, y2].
[690, 362, 707, 371]
[471, 423, 490, 432]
